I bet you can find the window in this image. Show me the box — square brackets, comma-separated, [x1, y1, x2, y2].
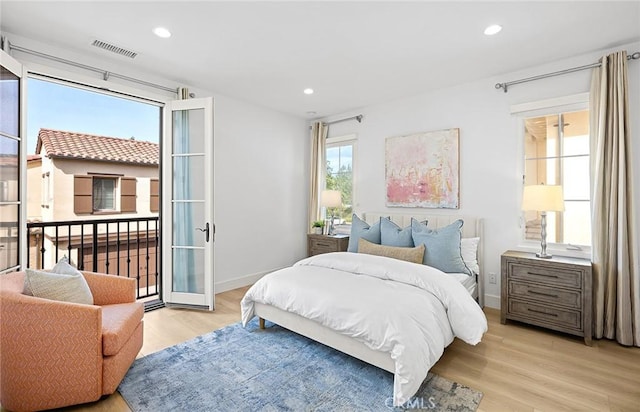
[93, 177, 116, 211]
[325, 135, 356, 234]
[523, 109, 590, 247]
[73, 175, 137, 214]
[41, 172, 50, 208]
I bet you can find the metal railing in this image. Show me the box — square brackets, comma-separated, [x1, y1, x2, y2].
[26, 217, 160, 301]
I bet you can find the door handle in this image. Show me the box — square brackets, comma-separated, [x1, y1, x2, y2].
[196, 223, 210, 243]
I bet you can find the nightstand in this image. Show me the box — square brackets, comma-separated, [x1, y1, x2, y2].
[307, 234, 349, 257]
[501, 250, 593, 345]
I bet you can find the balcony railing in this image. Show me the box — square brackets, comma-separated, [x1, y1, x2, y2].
[26, 217, 160, 302]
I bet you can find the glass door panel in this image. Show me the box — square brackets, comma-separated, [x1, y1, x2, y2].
[172, 248, 205, 294]
[173, 108, 205, 154]
[172, 156, 205, 200]
[0, 205, 19, 271]
[173, 202, 206, 247]
[0, 66, 19, 136]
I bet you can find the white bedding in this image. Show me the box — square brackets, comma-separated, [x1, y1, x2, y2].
[241, 252, 487, 405]
[450, 272, 477, 296]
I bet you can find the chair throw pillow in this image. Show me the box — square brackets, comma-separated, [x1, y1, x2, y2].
[51, 256, 83, 276]
[358, 239, 425, 264]
[347, 214, 382, 253]
[23, 268, 94, 305]
[411, 218, 471, 274]
[23, 256, 84, 296]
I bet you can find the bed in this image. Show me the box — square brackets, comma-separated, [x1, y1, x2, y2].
[362, 212, 485, 307]
[241, 213, 487, 406]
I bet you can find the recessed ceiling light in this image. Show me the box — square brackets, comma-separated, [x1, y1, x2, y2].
[484, 24, 502, 36]
[153, 27, 171, 38]
[303, 88, 314, 95]
[306, 111, 317, 116]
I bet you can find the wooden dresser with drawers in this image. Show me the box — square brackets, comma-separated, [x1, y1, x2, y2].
[501, 250, 592, 345]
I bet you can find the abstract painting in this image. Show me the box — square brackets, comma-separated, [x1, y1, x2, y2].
[385, 128, 459, 208]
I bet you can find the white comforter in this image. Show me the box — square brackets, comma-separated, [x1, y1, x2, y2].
[241, 252, 487, 406]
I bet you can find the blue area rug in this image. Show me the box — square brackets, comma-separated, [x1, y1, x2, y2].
[119, 319, 482, 411]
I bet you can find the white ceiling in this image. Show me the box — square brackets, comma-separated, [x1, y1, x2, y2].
[1, 1, 639, 119]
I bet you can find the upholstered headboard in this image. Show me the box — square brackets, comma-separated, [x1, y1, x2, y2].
[362, 212, 485, 307]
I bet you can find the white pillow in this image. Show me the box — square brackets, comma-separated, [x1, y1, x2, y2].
[51, 256, 82, 276]
[23, 257, 92, 304]
[461, 237, 480, 275]
[23, 268, 94, 305]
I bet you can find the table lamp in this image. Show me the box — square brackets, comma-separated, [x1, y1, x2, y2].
[522, 184, 565, 259]
[321, 190, 342, 235]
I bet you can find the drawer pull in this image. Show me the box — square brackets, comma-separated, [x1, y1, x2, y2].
[527, 271, 559, 278]
[316, 243, 331, 247]
[527, 308, 558, 317]
[529, 290, 559, 298]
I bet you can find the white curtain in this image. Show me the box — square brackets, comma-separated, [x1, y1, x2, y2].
[590, 50, 640, 347]
[308, 121, 327, 232]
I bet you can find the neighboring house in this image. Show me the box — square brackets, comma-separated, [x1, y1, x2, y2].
[26, 154, 42, 222]
[28, 128, 159, 282]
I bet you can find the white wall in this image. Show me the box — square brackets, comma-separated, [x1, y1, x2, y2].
[4, 32, 308, 294]
[213, 94, 308, 291]
[322, 41, 640, 308]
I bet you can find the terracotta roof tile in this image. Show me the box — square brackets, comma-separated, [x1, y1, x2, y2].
[0, 155, 40, 166]
[36, 128, 158, 165]
[0, 155, 18, 167]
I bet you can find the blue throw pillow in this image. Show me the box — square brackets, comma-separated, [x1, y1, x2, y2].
[380, 217, 415, 247]
[410, 218, 430, 234]
[411, 219, 471, 274]
[347, 214, 382, 252]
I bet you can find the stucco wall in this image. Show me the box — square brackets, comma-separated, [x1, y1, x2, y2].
[25, 158, 41, 221]
[48, 157, 158, 221]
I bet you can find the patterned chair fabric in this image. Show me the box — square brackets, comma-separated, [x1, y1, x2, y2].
[0, 271, 144, 411]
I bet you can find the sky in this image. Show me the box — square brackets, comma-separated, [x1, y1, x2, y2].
[326, 144, 352, 174]
[27, 78, 161, 154]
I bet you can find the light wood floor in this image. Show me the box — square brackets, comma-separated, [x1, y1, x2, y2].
[13, 286, 640, 412]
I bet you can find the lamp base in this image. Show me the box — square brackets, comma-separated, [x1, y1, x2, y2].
[537, 212, 552, 259]
[327, 212, 335, 236]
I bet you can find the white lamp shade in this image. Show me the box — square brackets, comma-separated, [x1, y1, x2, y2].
[522, 185, 565, 212]
[321, 190, 342, 208]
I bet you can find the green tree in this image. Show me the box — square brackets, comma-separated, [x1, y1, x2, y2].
[326, 161, 352, 222]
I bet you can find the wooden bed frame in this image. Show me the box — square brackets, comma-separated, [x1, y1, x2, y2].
[254, 213, 484, 375]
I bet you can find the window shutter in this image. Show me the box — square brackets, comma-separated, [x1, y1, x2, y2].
[74, 175, 93, 214]
[150, 178, 159, 213]
[121, 177, 137, 213]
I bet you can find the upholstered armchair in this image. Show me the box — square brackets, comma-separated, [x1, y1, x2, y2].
[0, 271, 144, 411]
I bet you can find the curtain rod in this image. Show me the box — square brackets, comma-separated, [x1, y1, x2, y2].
[327, 114, 363, 125]
[309, 114, 363, 129]
[7, 41, 178, 94]
[495, 51, 640, 93]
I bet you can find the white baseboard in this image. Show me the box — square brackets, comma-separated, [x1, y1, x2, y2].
[483, 294, 501, 309]
[214, 267, 285, 294]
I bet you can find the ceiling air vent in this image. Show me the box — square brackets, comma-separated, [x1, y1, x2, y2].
[91, 40, 138, 59]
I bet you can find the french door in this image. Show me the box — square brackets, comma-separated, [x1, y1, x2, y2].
[162, 97, 215, 310]
[0, 50, 26, 274]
